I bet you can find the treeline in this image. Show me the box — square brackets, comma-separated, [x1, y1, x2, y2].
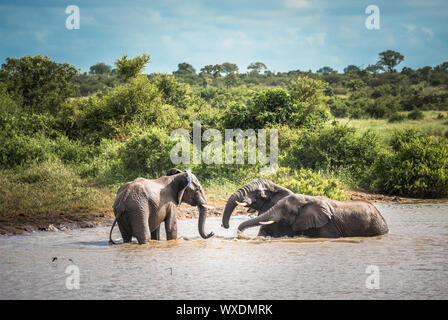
[0, 52, 447, 217]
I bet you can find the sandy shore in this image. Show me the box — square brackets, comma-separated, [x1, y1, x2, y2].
[0, 192, 428, 236]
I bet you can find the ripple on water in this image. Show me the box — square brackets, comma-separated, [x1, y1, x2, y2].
[0, 203, 447, 299]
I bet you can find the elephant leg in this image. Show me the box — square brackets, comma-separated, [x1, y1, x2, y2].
[117, 215, 132, 243]
[129, 205, 150, 245]
[164, 205, 178, 240]
[151, 227, 160, 241]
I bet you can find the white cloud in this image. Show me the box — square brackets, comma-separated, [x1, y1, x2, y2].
[285, 0, 310, 9]
[306, 32, 326, 46]
[403, 24, 417, 32]
[421, 26, 434, 40]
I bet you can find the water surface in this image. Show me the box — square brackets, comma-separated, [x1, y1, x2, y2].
[0, 203, 447, 299]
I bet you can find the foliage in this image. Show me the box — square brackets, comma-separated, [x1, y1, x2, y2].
[114, 53, 151, 81]
[0, 159, 113, 216]
[269, 168, 348, 200]
[118, 127, 176, 178]
[281, 123, 380, 181]
[370, 130, 448, 197]
[0, 55, 78, 115]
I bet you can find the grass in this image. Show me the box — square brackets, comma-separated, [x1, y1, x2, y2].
[336, 111, 448, 144]
[0, 159, 115, 218]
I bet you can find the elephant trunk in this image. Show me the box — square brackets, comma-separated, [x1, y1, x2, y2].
[198, 205, 215, 239]
[221, 191, 245, 229]
[237, 206, 282, 233]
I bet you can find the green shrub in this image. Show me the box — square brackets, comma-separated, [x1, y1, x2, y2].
[281, 123, 380, 181]
[407, 109, 424, 120]
[388, 112, 406, 123]
[118, 127, 176, 178]
[269, 167, 347, 200]
[370, 129, 448, 197]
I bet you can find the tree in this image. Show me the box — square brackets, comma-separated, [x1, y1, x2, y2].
[0, 55, 78, 114]
[89, 62, 112, 75]
[211, 64, 224, 77]
[114, 53, 151, 81]
[365, 63, 383, 74]
[223, 73, 238, 88]
[199, 65, 214, 75]
[247, 62, 267, 74]
[173, 62, 196, 76]
[316, 66, 334, 74]
[434, 62, 448, 72]
[221, 62, 239, 74]
[343, 65, 360, 73]
[377, 50, 404, 72]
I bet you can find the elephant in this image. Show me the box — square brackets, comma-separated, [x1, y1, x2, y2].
[237, 193, 389, 238]
[221, 179, 297, 237]
[109, 168, 214, 244]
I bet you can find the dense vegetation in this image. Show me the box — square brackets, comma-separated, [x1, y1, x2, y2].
[1, 51, 447, 216]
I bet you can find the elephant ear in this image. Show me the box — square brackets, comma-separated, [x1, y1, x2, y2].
[177, 170, 192, 206]
[166, 168, 183, 176]
[293, 200, 334, 232]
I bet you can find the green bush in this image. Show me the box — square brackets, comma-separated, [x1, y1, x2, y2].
[370, 129, 448, 197]
[60, 75, 188, 142]
[388, 112, 406, 123]
[281, 123, 380, 181]
[269, 167, 347, 200]
[118, 127, 176, 178]
[407, 109, 424, 120]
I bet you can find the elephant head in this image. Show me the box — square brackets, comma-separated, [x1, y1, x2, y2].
[237, 194, 335, 235]
[169, 168, 215, 239]
[221, 179, 293, 229]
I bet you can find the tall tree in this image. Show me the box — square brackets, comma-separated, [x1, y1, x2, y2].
[343, 65, 360, 73]
[377, 50, 404, 72]
[199, 65, 214, 75]
[221, 62, 239, 74]
[0, 55, 78, 114]
[316, 66, 334, 74]
[365, 63, 383, 74]
[89, 62, 112, 75]
[247, 62, 267, 74]
[173, 62, 196, 75]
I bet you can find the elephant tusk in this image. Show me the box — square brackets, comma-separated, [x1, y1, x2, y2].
[201, 204, 214, 210]
[259, 220, 275, 225]
[235, 201, 248, 207]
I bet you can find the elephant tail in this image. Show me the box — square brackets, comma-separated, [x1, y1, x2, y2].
[109, 218, 119, 245]
[110, 204, 126, 245]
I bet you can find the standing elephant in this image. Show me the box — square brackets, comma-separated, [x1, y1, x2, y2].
[109, 168, 214, 244]
[237, 194, 389, 238]
[221, 179, 296, 237]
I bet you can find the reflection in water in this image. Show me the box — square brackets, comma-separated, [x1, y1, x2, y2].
[0, 203, 447, 299]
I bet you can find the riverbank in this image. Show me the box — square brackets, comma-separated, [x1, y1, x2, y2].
[0, 192, 435, 236]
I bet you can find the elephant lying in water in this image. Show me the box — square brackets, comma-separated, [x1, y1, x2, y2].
[237, 193, 389, 238]
[221, 179, 296, 237]
[109, 168, 214, 244]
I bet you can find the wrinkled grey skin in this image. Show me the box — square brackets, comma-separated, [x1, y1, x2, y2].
[238, 194, 389, 238]
[221, 179, 296, 237]
[109, 168, 214, 244]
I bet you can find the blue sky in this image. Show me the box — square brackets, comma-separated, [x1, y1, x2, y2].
[0, 0, 447, 73]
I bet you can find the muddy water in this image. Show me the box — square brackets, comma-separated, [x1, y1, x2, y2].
[0, 203, 447, 299]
